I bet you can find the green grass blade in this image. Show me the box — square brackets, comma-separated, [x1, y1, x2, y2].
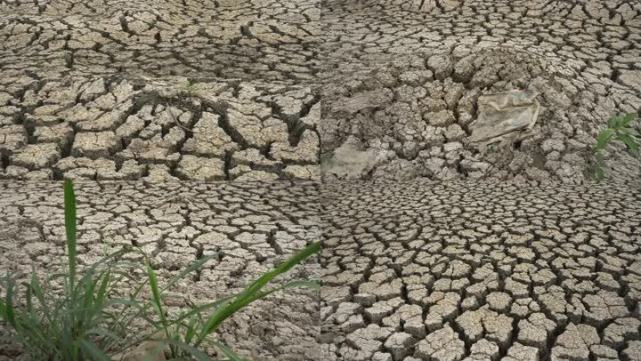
[147, 262, 163, 317]
[87, 326, 122, 343]
[198, 241, 320, 343]
[24, 281, 33, 313]
[146, 259, 170, 339]
[250, 280, 320, 301]
[30, 272, 58, 332]
[184, 315, 198, 344]
[82, 273, 97, 310]
[595, 129, 614, 151]
[78, 339, 112, 361]
[212, 341, 246, 361]
[29, 272, 46, 306]
[104, 250, 164, 336]
[64, 179, 78, 289]
[593, 158, 605, 182]
[621, 113, 636, 127]
[270, 241, 320, 275]
[13, 317, 50, 350]
[239, 241, 320, 299]
[103, 298, 156, 340]
[0, 298, 6, 320]
[617, 132, 640, 154]
[163, 339, 210, 361]
[204, 280, 320, 326]
[161, 297, 235, 332]
[96, 270, 111, 305]
[4, 276, 17, 328]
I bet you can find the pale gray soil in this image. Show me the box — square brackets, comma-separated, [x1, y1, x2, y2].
[320, 0, 641, 182]
[1, 0, 641, 361]
[321, 179, 641, 361]
[0, 76, 320, 181]
[0, 0, 319, 82]
[0, 0, 321, 181]
[318, 4, 641, 358]
[1, 1, 322, 359]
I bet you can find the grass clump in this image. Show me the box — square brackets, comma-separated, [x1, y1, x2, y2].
[592, 112, 640, 181]
[0, 180, 138, 360]
[0, 180, 320, 361]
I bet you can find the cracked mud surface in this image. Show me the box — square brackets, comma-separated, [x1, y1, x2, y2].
[0, 180, 321, 361]
[0, 0, 323, 182]
[0, 0, 324, 358]
[321, 0, 641, 182]
[321, 179, 641, 361]
[0, 75, 320, 181]
[0, 0, 319, 83]
[3, 0, 641, 360]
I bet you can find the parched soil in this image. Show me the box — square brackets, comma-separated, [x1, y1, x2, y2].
[321, 179, 641, 361]
[1, 1, 640, 361]
[320, 0, 641, 183]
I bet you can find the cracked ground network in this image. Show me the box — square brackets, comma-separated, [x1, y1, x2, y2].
[1, 1, 641, 361]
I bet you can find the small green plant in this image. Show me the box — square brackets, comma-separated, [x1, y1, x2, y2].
[182, 79, 198, 94]
[0, 180, 138, 360]
[592, 112, 640, 181]
[142, 239, 320, 361]
[0, 180, 320, 360]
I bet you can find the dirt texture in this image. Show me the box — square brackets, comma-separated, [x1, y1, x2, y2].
[321, 179, 641, 361]
[321, 0, 641, 182]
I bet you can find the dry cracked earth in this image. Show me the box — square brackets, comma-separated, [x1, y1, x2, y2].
[321, 180, 641, 361]
[1, 0, 641, 361]
[0, 75, 320, 182]
[0, 0, 323, 359]
[321, 0, 641, 183]
[1, 0, 321, 182]
[318, 1, 641, 361]
[0, 0, 320, 82]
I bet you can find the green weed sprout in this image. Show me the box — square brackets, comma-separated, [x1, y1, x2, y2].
[592, 113, 640, 181]
[0, 180, 320, 361]
[182, 79, 198, 95]
[0, 180, 141, 360]
[143, 240, 320, 361]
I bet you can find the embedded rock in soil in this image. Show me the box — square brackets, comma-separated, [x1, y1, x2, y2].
[322, 137, 381, 179]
